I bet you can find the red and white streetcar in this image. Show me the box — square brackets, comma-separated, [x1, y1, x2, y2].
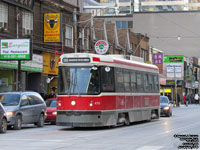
[56, 53, 160, 127]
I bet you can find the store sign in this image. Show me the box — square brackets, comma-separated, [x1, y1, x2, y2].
[164, 56, 184, 63]
[95, 40, 109, 55]
[153, 53, 163, 74]
[42, 52, 59, 75]
[2, 0, 34, 10]
[44, 13, 62, 42]
[0, 39, 31, 60]
[0, 54, 43, 72]
[166, 64, 182, 78]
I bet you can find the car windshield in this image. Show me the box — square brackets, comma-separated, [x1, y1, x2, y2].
[46, 100, 57, 107]
[160, 97, 169, 104]
[0, 94, 20, 106]
[58, 66, 100, 95]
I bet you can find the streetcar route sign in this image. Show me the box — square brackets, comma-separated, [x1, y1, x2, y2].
[95, 40, 109, 55]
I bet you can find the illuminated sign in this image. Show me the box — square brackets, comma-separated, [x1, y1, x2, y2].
[153, 53, 163, 74]
[0, 39, 31, 60]
[63, 58, 90, 63]
[95, 40, 109, 55]
[42, 52, 59, 75]
[44, 13, 62, 42]
[164, 56, 184, 63]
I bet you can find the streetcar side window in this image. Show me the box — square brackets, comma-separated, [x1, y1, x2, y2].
[130, 71, 137, 92]
[101, 67, 114, 92]
[136, 72, 143, 92]
[148, 74, 153, 92]
[124, 70, 131, 92]
[153, 75, 159, 92]
[115, 68, 125, 92]
[144, 74, 149, 92]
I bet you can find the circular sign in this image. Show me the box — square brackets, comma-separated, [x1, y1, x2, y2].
[95, 40, 109, 55]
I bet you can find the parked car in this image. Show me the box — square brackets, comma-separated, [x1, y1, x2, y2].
[45, 98, 57, 124]
[160, 96, 172, 117]
[0, 103, 7, 133]
[0, 91, 46, 130]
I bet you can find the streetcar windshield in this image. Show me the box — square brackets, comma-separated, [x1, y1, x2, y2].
[58, 66, 100, 95]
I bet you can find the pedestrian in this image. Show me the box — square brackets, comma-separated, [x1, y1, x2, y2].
[185, 94, 189, 107]
[48, 87, 57, 99]
[177, 94, 180, 107]
[184, 94, 187, 106]
[194, 93, 199, 104]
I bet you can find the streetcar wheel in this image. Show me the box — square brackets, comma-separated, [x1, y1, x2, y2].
[124, 115, 130, 126]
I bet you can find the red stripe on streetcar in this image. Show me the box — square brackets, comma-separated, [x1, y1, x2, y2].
[92, 57, 100, 62]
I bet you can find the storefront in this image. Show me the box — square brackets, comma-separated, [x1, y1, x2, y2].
[0, 54, 43, 92]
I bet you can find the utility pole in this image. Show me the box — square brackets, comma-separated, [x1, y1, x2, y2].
[17, 10, 21, 91]
[73, 8, 77, 53]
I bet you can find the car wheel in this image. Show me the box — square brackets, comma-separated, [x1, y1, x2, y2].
[166, 112, 171, 117]
[13, 115, 22, 130]
[0, 118, 7, 133]
[37, 114, 44, 127]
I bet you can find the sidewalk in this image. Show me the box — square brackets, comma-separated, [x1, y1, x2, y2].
[173, 104, 200, 108]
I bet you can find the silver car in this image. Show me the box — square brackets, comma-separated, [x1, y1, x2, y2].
[0, 103, 7, 133]
[0, 91, 46, 130]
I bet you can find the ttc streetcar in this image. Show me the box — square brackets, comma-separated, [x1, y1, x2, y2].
[56, 53, 160, 127]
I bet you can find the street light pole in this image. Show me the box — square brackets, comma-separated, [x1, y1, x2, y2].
[174, 66, 177, 107]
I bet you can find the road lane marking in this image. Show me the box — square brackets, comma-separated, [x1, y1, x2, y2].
[136, 146, 163, 150]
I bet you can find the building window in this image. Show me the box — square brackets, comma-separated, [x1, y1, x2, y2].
[141, 49, 147, 61]
[65, 25, 73, 47]
[22, 11, 33, 35]
[116, 21, 132, 29]
[0, 2, 8, 30]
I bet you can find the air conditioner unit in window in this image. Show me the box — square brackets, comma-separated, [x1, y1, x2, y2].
[24, 29, 32, 35]
[0, 22, 7, 30]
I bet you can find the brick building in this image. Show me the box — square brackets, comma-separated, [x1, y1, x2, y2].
[0, 0, 79, 96]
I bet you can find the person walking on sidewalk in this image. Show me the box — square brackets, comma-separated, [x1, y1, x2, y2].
[194, 93, 199, 104]
[184, 94, 189, 107]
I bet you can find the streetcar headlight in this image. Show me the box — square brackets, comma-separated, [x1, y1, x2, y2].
[164, 106, 170, 110]
[89, 100, 93, 107]
[52, 111, 57, 115]
[71, 100, 76, 106]
[58, 101, 61, 107]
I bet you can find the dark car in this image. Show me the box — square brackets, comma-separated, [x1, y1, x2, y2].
[160, 96, 172, 117]
[45, 98, 57, 124]
[0, 103, 7, 133]
[0, 91, 46, 130]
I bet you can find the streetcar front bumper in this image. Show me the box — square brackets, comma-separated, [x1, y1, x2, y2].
[56, 110, 117, 127]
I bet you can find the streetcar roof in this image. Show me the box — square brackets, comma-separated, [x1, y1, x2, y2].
[59, 53, 158, 71]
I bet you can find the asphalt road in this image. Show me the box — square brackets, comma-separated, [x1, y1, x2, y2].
[1, 104, 200, 150]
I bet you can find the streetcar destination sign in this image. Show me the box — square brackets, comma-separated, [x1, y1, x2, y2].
[0, 39, 31, 60]
[63, 58, 90, 63]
